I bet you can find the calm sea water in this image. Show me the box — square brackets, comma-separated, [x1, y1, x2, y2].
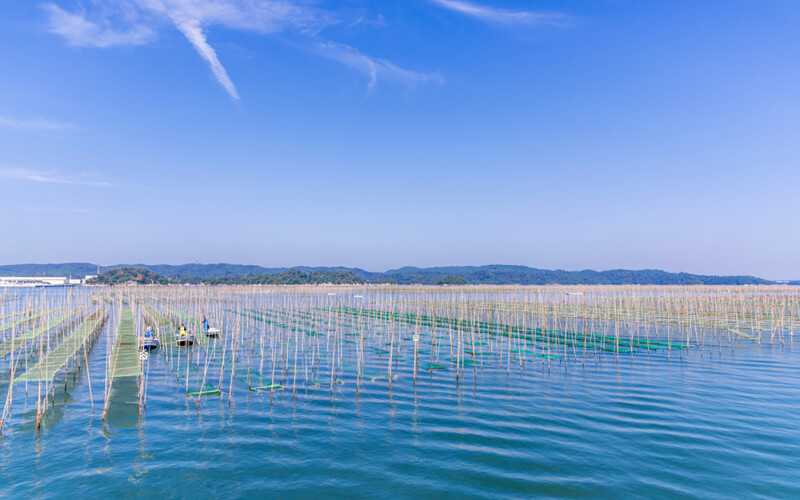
[0, 291, 798, 498]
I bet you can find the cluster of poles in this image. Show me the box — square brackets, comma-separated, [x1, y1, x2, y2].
[0, 284, 796, 435]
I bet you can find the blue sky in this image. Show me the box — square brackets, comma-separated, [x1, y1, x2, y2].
[0, 1, 798, 279]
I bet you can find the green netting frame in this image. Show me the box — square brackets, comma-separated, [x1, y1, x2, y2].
[109, 306, 141, 379]
[15, 308, 108, 383]
[0, 308, 84, 358]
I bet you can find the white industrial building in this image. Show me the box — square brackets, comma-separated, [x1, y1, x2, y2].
[0, 276, 79, 287]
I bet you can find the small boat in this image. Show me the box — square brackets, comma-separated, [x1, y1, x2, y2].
[204, 327, 220, 338]
[140, 337, 159, 350]
[175, 331, 195, 346]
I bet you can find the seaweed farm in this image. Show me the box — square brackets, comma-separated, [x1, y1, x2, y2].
[1, 285, 799, 498]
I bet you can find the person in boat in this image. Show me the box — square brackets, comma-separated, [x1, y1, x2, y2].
[141, 326, 156, 347]
[202, 316, 209, 332]
[178, 323, 187, 336]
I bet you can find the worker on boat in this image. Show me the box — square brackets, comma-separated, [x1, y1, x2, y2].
[141, 325, 156, 348]
[179, 323, 187, 336]
[202, 315, 209, 332]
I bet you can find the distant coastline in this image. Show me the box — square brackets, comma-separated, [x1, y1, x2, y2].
[0, 263, 789, 286]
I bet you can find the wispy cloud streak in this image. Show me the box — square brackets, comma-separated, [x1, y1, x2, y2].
[429, 0, 564, 25]
[315, 42, 443, 91]
[0, 115, 76, 133]
[0, 167, 110, 187]
[43, 3, 154, 47]
[133, 0, 331, 100]
[42, 1, 439, 99]
[173, 19, 240, 100]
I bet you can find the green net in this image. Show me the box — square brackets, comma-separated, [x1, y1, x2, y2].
[0, 308, 61, 334]
[109, 306, 141, 379]
[15, 308, 108, 383]
[0, 308, 84, 359]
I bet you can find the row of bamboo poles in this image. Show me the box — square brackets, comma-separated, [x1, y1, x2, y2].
[0, 284, 796, 436]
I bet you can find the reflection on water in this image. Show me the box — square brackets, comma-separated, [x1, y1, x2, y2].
[1, 344, 797, 498]
[0, 287, 797, 498]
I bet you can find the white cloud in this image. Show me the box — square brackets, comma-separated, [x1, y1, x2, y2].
[429, 0, 563, 25]
[315, 42, 443, 91]
[139, 0, 334, 100]
[0, 115, 76, 133]
[136, 0, 327, 34]
[41, 1, 438, 100]
[173, 18, 240, 100]
[42, 3, 154, 48]
[0, 167, 110, 187]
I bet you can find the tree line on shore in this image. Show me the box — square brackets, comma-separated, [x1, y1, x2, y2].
[83, 264, 775, 286]
[87, 267, 367, 285]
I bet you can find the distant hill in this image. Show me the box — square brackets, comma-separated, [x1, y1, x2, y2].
[122, 263, 281, 278]
[116, 264, 378, 280]
[201, 269, 365, 285]
[380, 265, 774, 285]
[0, 262, 283, 279]
[0, 263, 99, 277]
[0, 262, 775, 285]
[88, 267, 168, 285]
[86, 267, 363, 286]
